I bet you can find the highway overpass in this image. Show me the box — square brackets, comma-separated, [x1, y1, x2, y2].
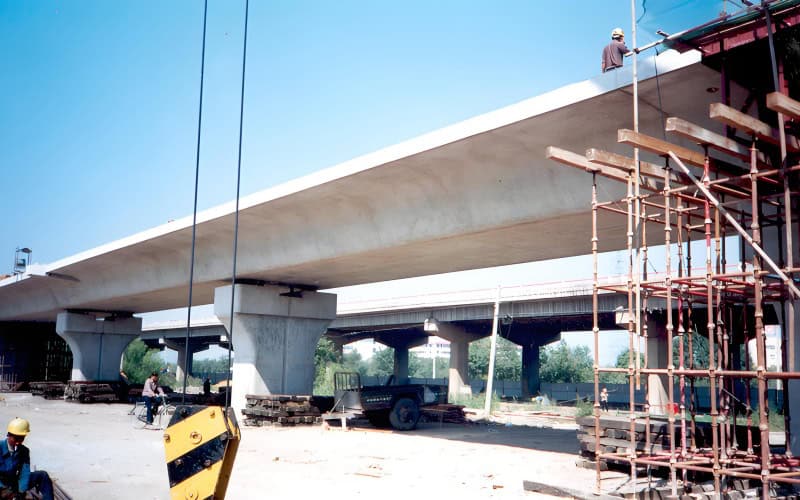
[141, 279, 630, 398]
[0, 48, 733, 411]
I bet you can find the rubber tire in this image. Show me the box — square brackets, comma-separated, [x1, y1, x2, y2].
[388, 398, 420, 431]
[131, 405, 148, 429]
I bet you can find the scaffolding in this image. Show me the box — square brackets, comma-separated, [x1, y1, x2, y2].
[548, 3, 800, 497]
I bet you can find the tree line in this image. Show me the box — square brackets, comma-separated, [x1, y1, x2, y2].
[121, 330, 716, 394]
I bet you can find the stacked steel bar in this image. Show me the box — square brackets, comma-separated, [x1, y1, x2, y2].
[29, 381, 67, 399]
[241, 394, 322, 426]
[546, 88, 800, 496]
[64, 381, 127, 403]
[420, 403, 469, 424]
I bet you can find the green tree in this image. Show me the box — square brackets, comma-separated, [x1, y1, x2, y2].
[597, 348, 634, 384]
[313, 339, 371, 395]
[122, 339, 165, 384]
[409, 353, 449, 379]
[468, 336, 521, 381]
[673, 329, 709, 371]
[367, 347, 395, 377]
[193, 357, 231, 375]
[539, 341, 593, 383]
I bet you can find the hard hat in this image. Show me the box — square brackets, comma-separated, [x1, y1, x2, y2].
[612, 28, 625, 39]
[7, 417, 30, 436]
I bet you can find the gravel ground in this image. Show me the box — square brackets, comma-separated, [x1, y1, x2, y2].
[0, 393, 627, 499]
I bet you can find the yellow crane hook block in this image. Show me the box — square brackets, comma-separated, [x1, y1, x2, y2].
[163, 405, 241, 500]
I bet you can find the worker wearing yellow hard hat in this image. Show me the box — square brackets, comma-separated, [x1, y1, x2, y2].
[0, 417, 54, 500]
[602, 27, 630, 73]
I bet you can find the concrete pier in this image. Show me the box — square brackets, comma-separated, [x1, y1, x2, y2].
[55, 312, 141, 381]
[214, 284, 337, 413]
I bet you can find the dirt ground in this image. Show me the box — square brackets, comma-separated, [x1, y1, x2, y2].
[0, 393, 627, 499]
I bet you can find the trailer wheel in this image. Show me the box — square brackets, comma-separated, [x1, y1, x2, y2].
[389, 398, 420, 431]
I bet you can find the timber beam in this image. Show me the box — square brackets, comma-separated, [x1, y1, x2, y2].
[585, 148, 685, 184]
[617, 129, 707, 168]
[665, 117, 766, 165]
[617, 129, 750, 177]
[709, 103, 798, 152]
[767, 92, 800, 121]
[545, 146, 661, 192]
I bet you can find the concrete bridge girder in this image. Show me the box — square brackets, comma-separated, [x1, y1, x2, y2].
[214, 284, 337, 415]
[55, 312, 142, 381]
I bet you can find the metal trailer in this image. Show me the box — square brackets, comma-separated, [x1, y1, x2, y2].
[326, 372, 448, 430]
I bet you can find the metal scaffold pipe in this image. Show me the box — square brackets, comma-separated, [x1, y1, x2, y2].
[668, 151, 800, 300]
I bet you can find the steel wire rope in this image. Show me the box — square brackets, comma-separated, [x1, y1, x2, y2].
[224, 0, 251, 412]
[181, 0, 209, 402]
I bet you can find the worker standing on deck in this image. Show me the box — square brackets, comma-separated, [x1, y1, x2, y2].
[0, 418, 54, 500]
[142, 372, 165, 426]
[601, 28, 630, 73]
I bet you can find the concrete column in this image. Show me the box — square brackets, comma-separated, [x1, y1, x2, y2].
[433, 323, 482, 401]
[521, 344, 540, 398]
[214, 284, 336, 414]
[375, 333, 429, 386]
[514, 331, 560, 399]
[56, 312, 142, 381]
[646, 315, 670, 416]
[160, 338, 210, 385]
[327, 337, 346, 359]
[394, 347, 409, 385]
[790, 304, 800, 455]
[769, 216, 800, 455]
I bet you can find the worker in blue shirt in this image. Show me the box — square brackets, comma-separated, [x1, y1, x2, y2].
[0, 418, 53, 500]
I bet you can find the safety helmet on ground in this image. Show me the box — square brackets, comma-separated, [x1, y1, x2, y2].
[612, 28, 625, 39]
[7, 417, 30, 436]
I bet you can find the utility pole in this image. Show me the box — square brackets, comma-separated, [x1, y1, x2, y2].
[484, 286, 501, 416]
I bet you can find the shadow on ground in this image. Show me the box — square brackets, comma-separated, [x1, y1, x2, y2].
[365, 421, 580, 454]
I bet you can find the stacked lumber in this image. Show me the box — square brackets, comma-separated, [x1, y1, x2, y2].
[421, 404, 470, 424]
[29, 381, 66, 399]
[64, 381, 123, 403]
[241, 394, 322, 427]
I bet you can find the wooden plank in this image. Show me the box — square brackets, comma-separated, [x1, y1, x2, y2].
[767, 91, 800, 120]
[710, 103, 775, 142]
[665, 117, 764, 164]
[545, 146, 660, 191]
[585, 148, 686, 185]
[617, 129, 707, 168]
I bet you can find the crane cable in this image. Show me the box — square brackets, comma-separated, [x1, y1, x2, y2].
[181, 0, 209, 402]
[224, 0, 251, 411]
[181, 0, 249, 411]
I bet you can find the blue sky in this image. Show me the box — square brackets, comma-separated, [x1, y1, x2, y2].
[0, 1, 741, 361]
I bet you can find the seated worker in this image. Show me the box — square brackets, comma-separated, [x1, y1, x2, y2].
[0, 418, 53, 500]
[142, 372, 166, 426]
